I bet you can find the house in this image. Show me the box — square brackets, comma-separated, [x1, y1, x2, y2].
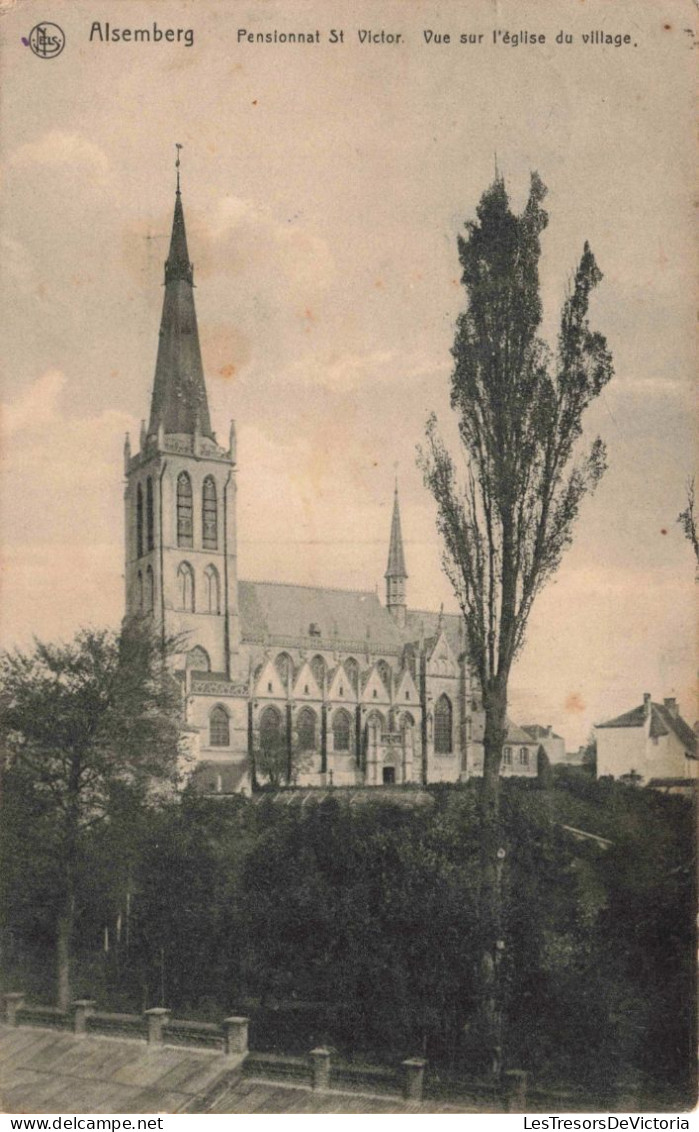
[595, 693, 697, 785]
[123, 173, 543, 793]
[521, 724, 566, 765]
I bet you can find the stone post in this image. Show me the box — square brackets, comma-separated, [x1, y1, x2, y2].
[4, 993, 25, 1027]
[144, 1007, 171, 1046]
[223, 1016, 249, 1057]
[310, 1047, 331, 1091]
[401, 1057, 427, 1101]
[72, 999, 97, 1037]
[502, 1068, 527, 1112]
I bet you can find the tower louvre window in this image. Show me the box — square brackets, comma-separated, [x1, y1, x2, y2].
[177, 472, 193, 547]
[202, 476, 218, 549]
[177, 562, 195, 612]
[146, 477, 154, 551]
[136, 484, 144, 559]
[204, 564, 220, 614]
[145, 565, 154, 613]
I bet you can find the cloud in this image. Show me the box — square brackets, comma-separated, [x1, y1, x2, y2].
[0, 371, 131, 647]
[9, 132, 111, 186]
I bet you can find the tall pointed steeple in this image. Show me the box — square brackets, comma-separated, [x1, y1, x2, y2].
[148, 152, 213, 439]
[385, 482, 408, 624]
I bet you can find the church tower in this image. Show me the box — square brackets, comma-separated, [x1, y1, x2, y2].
[124, 160, 240, 678]
[385, 483, 408, 627]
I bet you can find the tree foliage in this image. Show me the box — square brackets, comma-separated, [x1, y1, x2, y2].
[677, 476, 699, 567]
[0, 623, 184, 1007]
[420, 174, 613, 766]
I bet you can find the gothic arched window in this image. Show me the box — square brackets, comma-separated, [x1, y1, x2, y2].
[260, 706, 283, 755]
[376, 659, 391, 691]
[187, 646, 210, 672]
[297, 707, 317, 751]
[176, 472, 193, 547]
[210, 705, 230, 747]
[177, 562, 195, 612]
[333, 708, 352, 752]
[136, 484, 144, 559]
[204, 564, 220, 614]
[275, 652, 293, 686]
[202, 476, 218, 549]
[146, 477, 154, 552]
[310, 655, 325, 689]
[344, 657, 359, 694]
[434, 694, 453, 754]
[145, 565, 154, 613]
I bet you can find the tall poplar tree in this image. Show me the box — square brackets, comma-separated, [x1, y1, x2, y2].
[420, 173, 613, 1072]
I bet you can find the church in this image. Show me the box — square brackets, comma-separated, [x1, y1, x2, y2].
[123, 176, 541, 793]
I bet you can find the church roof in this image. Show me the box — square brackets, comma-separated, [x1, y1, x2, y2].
[148, 189, 214, 439]
[404, 608, 464, 658]
[238, 580, 407, 653]
[385, 485, 407, 578]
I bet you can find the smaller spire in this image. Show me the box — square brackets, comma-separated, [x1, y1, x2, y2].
[385, 482, 408, 580]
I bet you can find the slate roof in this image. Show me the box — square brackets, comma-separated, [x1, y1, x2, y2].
[238, 580, 407, 653]
[522, 724, 563, 741]
[385, 487, 407, 578]
[505, 720, 540, 745]
[596, 704, 647, 729]
[404, 608, 465, 658]
[597, 700, 697, 756]
[148, 190, 213, 439]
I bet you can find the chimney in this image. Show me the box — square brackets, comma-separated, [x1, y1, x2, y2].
[663, 697, 678, 719]
[643, 692, 651, 719]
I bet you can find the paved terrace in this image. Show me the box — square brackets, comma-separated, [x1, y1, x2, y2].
[0, 1027, 491, 1115]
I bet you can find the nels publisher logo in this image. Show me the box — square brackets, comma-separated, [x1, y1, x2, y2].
[23, 22, 66, 58]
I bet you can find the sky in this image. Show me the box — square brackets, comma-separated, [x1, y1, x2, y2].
[0, 0, 695, 749]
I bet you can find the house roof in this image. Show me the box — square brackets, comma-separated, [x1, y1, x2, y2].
[597, 699, 697, 755]
[521, 724, 563, 741]
[596, 704, 647, 729]
[505, 720, 540, 746]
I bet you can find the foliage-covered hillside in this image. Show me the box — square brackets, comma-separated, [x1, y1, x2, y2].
[1, 773, 694, 1107]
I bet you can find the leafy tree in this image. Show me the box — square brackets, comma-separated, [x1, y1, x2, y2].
[419, 173, 613, 1071]
[677, 476, 699, 567]
[0, 623, 184, 1008]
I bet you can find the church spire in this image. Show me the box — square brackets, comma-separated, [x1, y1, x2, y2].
[148, 150, 214, 439]
[385, 482, 408, 624]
